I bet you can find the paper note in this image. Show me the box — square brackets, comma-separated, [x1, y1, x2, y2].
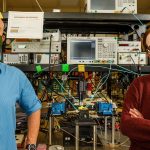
[7, 11, 44, 39]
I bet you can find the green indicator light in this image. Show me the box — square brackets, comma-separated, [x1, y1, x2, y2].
[62, 64, 69, 72]
[36, 65, 43, 74]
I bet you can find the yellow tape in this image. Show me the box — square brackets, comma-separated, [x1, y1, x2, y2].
[78, 65, 85, 72]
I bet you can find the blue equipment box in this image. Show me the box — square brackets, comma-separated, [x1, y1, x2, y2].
[51, 102, 66, 115]
[97, 102, 113, 115]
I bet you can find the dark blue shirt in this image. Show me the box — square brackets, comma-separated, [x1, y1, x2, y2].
[0, 63, 41, 150]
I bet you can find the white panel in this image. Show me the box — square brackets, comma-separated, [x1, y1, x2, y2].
[118, 52, 147, 65]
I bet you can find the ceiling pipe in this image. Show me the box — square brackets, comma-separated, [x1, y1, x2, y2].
[3, 0, 7, 12]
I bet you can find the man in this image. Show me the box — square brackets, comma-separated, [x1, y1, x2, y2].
[0, 19, 41, 150]
[121, 31, 150, 150]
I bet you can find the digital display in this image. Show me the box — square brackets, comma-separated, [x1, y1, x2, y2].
[70, 40, 96, 60]
[7, 54, 19, 62]
[18, 45, 26, 49]
[119, 44, 129, 46]
[91, 0, 115, 10]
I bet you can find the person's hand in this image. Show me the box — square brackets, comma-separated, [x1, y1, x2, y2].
[129, 108, 144, 119]
[0, 19, 4, 36]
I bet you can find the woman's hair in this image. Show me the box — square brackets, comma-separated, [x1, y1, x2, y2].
[143, 28, 150, 51]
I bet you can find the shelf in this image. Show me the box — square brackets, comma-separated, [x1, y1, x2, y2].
[3, 12, 150, 22]
[2, 12, 150, 33]
[12, 64, 150, 74]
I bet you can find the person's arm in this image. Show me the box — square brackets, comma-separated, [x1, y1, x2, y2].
[121, 78, 150, 143]
[17, 70, 42, 149]
[26, 110, 41, 145]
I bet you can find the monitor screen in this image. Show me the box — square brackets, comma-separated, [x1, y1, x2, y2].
[70, 40, 96, 60]
[8, 54, 19, 62]
[91, 0, 115, 10]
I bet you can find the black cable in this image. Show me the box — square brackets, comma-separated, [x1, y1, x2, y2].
[48, 35, 53, 73]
